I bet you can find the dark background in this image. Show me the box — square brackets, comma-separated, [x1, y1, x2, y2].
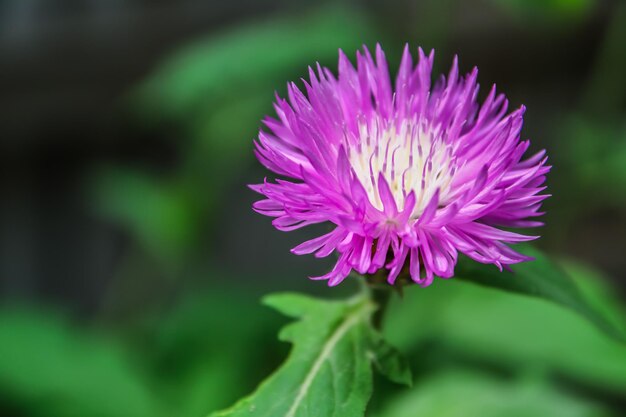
[0, 1, 625, 416]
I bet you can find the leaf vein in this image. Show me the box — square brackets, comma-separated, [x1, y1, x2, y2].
[284, 302, 370, 417]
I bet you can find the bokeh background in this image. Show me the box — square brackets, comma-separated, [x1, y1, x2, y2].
[1, 0, 625, 416]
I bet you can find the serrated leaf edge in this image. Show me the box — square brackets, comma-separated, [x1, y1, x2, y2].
[284, 299, 375, 417]
[210, 295, 376, 417]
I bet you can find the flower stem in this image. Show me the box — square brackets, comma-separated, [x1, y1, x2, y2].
[371, 286, 392, 329]
[355, 274, 394, 330]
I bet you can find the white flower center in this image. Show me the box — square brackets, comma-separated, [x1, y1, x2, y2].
[347, 117, 456, 217]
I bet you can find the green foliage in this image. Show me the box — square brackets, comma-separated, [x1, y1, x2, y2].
[92, 166, 202, 265]
[1, 261, 623, 417]
[144, 289, 283, 417]
[564, 118, 626, 200]
[93, 6, 379, 265]
[384, 262, 626, 393]
[0, 289, 283, 417]
[210, 292, 410, 417]
[133, 6, 376, 122]
[63, 4, 626, 415]
[454, 244, 626, 342]
[368, 331, 413, 387]
[374, 370, 609, 417]
[563, 260, 626, 332]
[0, 307, 160, 417]
[490, 0, 594, 22]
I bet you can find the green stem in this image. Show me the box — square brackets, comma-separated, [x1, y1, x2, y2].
[355, 273, 394, 330]
[371, 286, 392, 330]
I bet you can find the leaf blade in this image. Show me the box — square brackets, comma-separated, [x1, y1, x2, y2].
[368, 330, 413, 387]
[210, 293, 377, 417]
[455, 244, 625, 342]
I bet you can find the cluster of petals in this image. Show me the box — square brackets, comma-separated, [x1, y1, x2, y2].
[251, 44, 550, 286]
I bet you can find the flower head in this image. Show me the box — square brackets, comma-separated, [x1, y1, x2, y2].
[251, 44, 550, 286]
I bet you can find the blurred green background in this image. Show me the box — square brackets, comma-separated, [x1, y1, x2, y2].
[0, 0, 625, 416]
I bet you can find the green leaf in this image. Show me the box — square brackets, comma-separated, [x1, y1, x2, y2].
[209, 292, 407, 417]
[90, 166, 201, 264]
[0, 306, 160, 417]
[562, 260, 626, 333]
[564, 118, 626, 197]
[489, 0, 594, 22]
[368, 331, 412, 387]
[454, 244, 626, 342]
[146, 289, 284, 417]
[133, 6, 376, 122]
[383, 264, 626, 393]
[374, 370, 609, 417]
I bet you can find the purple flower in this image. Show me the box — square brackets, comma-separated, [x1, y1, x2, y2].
[251, 45, 550, 287]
